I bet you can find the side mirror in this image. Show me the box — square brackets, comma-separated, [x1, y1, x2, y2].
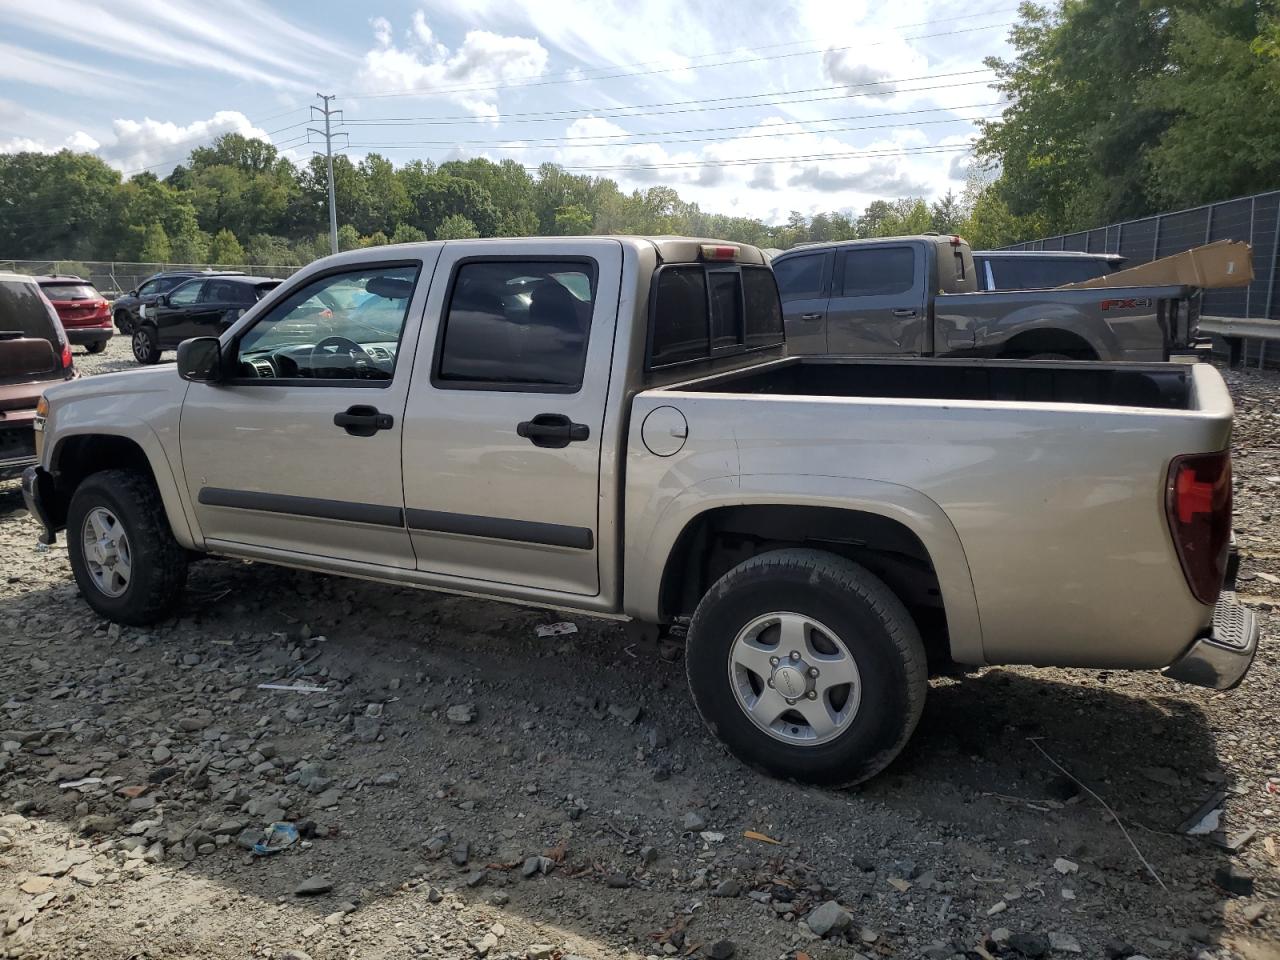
[128, 289, 138, 297]
[177, 337, 224, 383]
[156, 294, 170, 307]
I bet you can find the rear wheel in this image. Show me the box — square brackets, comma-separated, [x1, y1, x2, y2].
[86, 339, 108, 354]
[67, 469, 187, 625]
[132, 325, 161, 364]
[685, 548, 928, 786]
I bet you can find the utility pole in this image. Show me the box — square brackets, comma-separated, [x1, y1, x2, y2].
[308, 94, 347, 255]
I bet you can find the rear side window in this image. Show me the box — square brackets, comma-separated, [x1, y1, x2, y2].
[743, 268, 785, 347]
[649, 263, 783, 369]
[39, 282, 97, 301]
[773, 254, 825, 300]
[989, 258, 1116, 290]
[0, 279, 59, 342]
[840, 248, 916, 297]
[436, 260, 596, 391]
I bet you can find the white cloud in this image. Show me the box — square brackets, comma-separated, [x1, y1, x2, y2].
[372, 16, 393, 47]
[0, 0, 354, 92]
[0, 41, 146, 99]
[354, 14, 549, 119]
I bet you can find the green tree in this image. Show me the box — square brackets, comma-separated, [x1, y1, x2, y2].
[390, 223, 428, 244]
[138, 222, 171, 262]
[245, 233, 299, 266]
[337, 223, 361, 251]
[208, 228, 245, 265]
[435, 214, 480, 240]
[552, 203, 593, 235]
[170, 228, 210, 264]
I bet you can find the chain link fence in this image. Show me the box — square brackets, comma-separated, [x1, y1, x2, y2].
[0, 260, 302, 298]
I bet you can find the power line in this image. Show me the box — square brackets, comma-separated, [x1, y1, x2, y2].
[344, 22, 1014, 101]
[348, 114, 996, 151]
[339, 70, 997, 127]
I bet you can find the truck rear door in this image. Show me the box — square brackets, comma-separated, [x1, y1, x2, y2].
[399, 239, 623, 597]
[825, 243, 928, 354]
[774, 249, 831, 354]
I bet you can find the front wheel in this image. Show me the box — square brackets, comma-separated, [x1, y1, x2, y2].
[685, 549, 927, 786]
[132, 326, 161, 364]
[114, 311, 134, 335]
[67, 469, 188, 625]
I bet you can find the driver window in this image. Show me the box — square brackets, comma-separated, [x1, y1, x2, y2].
[168, 280, 205, 307]
[234, 264, 421, 382]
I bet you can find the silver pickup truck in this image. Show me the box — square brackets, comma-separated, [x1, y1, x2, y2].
[22, 236, 1258, 786]
[775, 235, 1203, 361]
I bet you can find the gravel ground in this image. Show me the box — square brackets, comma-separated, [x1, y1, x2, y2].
[0, 337, 1276, 960]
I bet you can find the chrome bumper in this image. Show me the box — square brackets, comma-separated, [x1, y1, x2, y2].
[1162, 592, 1259, 690]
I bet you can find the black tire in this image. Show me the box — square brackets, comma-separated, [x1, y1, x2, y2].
[685, 548, 927, 786]
[66, 469, 187, 625]
[132, 325, 161, 364]
[86, 339, 108, 354]
[114, 311, 134, 335]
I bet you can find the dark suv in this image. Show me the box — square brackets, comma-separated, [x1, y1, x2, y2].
[0, 273, 76, 480]
[131, 275, 280, 364]
[113, 269, 246, 335]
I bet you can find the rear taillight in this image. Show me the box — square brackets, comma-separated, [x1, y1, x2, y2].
[1165, 451, 1232, 604]
[60, 340, 72, 369]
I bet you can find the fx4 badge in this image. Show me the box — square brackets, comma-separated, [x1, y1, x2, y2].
[1101, 297, 1153, 311]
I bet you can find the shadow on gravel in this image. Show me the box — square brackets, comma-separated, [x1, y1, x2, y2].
[0, 537, 1247, 956]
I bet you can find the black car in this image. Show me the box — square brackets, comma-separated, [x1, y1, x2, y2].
[113, 269, 246, 335]
[131, 275, 281, 365]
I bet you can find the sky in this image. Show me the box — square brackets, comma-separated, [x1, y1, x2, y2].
[0, 0, 1016, 225]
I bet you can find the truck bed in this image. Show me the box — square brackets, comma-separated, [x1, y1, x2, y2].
[676, 356, 1194, 409]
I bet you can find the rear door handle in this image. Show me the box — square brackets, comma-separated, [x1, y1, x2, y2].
[334, 404, 394, 437]
[517, 413, 590, 449]
[799, 312, 823, 321]
[892, 308, 918, 317]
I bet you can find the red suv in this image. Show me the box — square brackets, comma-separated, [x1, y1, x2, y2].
[35, 276, 112, 354]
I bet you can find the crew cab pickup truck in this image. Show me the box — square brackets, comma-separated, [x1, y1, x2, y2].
[774, 235, 1202, 362]
[22, 237, 1258, 786]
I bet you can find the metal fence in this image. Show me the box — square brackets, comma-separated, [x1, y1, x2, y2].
[1002, 190, 1280, 326]
[0, 260, 302, 298]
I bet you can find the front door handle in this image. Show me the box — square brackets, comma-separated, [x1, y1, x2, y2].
[892, 308, 918, 318]
[517, 413, 590, 449]
[334, 404, 394, 437]
[799, 312, 823, 321]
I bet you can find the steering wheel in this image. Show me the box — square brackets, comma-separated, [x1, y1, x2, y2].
[309, 335, 375, 379]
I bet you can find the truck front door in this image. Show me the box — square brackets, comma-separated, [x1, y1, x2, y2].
[825, 244, 927, 355]
[400, 239, 623, 597]
[180, 257, 436, 569]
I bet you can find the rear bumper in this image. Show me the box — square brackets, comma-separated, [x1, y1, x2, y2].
[0, 423, 37, 482]
[1161, 592, 1259, 690]
[21, 465, 58, 544]
[65, 326, 113, 345]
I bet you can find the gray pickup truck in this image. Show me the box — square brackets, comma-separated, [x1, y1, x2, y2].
[22, 236, 1258, 786]
[775, 235, 1200, 361]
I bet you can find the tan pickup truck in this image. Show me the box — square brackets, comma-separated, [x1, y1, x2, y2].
[22, 237, 1258, 785]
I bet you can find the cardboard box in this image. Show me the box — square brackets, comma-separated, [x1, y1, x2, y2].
[1058, 240, 1253, 290]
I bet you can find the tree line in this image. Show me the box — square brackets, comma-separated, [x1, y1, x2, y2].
[973, 0, 1280, 240]
[0, 134, 985, 267]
